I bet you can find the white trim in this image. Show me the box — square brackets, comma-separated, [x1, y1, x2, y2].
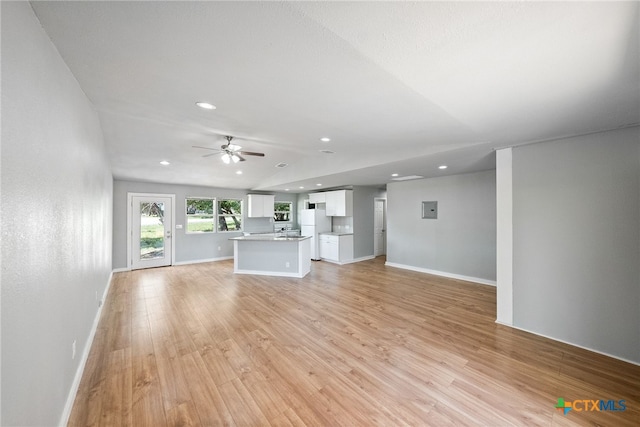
[112, 267, 130, 273]
[233, 269, 308, 278]
[320, 255, 375, 265]
[59, 271, 114, 427]
[127, 192, 176, 270]
[496, 147, 514, 325]
[174, 256, 233, 266]
[342, 255, 375, 265]
[495, 321, 640, 367]
[384, 262, 496, 286]
[320, 258, 341, 265]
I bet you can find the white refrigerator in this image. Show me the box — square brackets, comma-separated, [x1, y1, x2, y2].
[300, 209, 331, 260]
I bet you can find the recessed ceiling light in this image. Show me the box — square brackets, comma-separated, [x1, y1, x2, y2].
[320, 137, 331, 142]
[285, 189, 290, 191]
[160, 160, 170, 166]
[391, 173, 399, 177]
[438, 165, 448, 170]
[236, 170, 243, 175]
[196, 102, 216, 110]
[275, 162, 288, 168]
[319, 150, 335, 154]
[299, 186, 305, 189]
[316, 183, 322, 186]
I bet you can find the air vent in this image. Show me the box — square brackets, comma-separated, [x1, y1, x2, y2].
[275, 162, 288, 168]
[391, 175, 424, 181]
[319, 149, 335, 154]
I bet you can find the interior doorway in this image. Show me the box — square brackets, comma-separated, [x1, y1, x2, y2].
[374, 198, 386, 256]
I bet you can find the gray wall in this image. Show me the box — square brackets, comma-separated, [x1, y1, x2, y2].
[512, 127, 640, 363]
[113, 180, 296, 268]
[387, 170, 497, 282]
[1, 3, 114, 425]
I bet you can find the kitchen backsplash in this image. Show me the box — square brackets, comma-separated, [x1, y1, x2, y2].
[332, 216, 353, 233]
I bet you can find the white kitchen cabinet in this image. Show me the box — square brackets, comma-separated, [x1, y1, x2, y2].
[325, 190, 353, 216]
[319, 234, 336, 261]
[319, 233, 353, 263]
[247, 194, 275, 218]
[308, 192, 326, 204]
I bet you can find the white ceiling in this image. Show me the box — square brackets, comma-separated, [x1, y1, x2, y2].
[30, 1, 639, 192]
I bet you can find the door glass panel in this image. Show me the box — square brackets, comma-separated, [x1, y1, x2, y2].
[139, 202, 165, 260]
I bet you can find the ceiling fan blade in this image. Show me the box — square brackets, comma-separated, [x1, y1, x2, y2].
[236, 154, 246, 162]
[238, 151, 265, 157]
[202, 152, 220, 158]
[192, 145, 220, 151]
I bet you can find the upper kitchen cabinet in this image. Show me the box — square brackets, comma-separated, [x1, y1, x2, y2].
[308, 192, 326, 204]
[247, 194, 275, 218]
[325, 190, 353, 216]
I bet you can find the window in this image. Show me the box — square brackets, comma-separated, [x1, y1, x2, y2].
[218, 199, 242, 231]
[274, 201, 292, 222]
[186, 198, 215, 233]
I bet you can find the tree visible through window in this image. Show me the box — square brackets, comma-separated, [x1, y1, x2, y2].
[139, 202, 165, 258]
[186, 198, 215, 233]
[218, 199, 242, 231]
[274, 201, 292, 222]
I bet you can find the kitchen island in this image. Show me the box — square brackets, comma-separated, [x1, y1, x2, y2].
[229, 235, 312, 278]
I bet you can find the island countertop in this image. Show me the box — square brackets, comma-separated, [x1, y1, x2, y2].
[229, 235, 312, 242]
[318, 232, 354, 236]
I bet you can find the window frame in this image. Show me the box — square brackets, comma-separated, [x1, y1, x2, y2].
[185, 197, 216, 234]
[274, 201, 293, 223]
[217, 198, 243, 232]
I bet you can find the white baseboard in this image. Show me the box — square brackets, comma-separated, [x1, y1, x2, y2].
[320, 255, 376, 266]
[384, 262, 496, 286]
[59, 270, 114, 426]
[342, 255, 375, 265]
[233, 269, 307, 278]
[112, 256, 234, 272]
[496, 321, 640, 367]
[173, 256, 233, 266]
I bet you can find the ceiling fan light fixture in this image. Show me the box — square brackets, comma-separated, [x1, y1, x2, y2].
[221, 153, 231, 164]
[231, 154, 240, 163]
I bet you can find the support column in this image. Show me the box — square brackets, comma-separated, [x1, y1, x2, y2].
[496, 147, 513, 325]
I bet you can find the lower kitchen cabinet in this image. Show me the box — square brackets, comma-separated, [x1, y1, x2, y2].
[319, 234, 353, 264]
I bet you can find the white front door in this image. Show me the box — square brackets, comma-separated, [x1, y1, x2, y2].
[130, 194, 174, 270]
[374, 198, 386, 256]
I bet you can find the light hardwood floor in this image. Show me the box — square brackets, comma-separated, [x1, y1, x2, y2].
[69, 257, 640, 426]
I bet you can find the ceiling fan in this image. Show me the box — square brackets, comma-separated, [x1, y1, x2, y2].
[193, 136, 265, 164]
